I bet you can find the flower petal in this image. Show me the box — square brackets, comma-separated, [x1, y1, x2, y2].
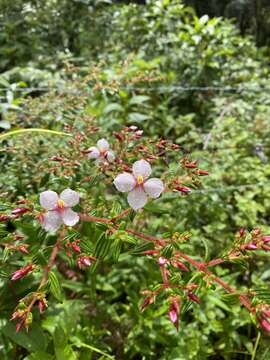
[60, 188, 80, 207]
[41, 211, 62, 232]
[132, 159, 152, 179]
[61, 208, 80, 226]
[106, 150, 115, 163]
[40, 191, 59, 210]
[114, 172, 136, 192]
[97, 138, 110, 151]
[143, 178, 164, 198]
[87, 146, 100, 159]
[127, 188, 148, 210]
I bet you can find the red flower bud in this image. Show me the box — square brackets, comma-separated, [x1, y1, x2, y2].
[11, 264, 33, 281]
[260, 318, 270, 332]
[263, 309, 270, 318]
[0, 214, 10, 222]
[175, 186, 192, 194]
[113, 131, 125, 141]
[168, 298, 180, 330]
[193, 169, 209, 176]
[184, 161, 197, 169]
[77, 255, 95, 269]
[140, 296, 152, 312]
[239, 228, 245, 237]
[262, 236, 270, 243]
[245, 243, 258, 250]
[187, 292, 200, 304]
[71, 243, 81, 253]
[12, 207, 31, 216]
[175, 261, 189, 272]
[262, 245, 270, 252]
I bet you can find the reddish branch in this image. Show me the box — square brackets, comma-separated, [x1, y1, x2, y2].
[80, 212, 255, 314]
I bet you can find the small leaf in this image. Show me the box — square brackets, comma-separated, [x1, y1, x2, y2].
[48, 271, 63, 302]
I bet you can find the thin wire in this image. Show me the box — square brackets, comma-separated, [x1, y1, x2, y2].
[1, 85, 270, 93]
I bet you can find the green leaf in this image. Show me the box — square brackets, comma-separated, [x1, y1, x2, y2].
[103, 103, 124, 114]
[128, 112, 150, 122]
[48, 271, 63, 302]
[3, 323, 47, 352]
[23, 352, 54, 360]
[94, 233, 112, 259]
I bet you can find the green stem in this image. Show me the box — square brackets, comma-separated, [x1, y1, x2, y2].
[251, 331, 261, 360]
[0, 128, 72, 141]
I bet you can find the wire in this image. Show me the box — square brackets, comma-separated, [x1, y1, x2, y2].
[1, 85, 270, 93]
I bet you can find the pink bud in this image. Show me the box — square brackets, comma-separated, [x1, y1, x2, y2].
[194, 169, 209, 176]
[71, 243, 81, 253]
[245, 243, 258, 250]
[175, 186, 191, 194]
[140, 296, 152, 312]
[77, 255, 95, 269]
[188, 292, 200, 304]
[260, 319, 270, 332]
[262, 236, 270, 243]
[262, 245, 270, 252]
[11, 264, 33, 281]
[11, 207, 31, 216]
[239, 228, 245, 237]
[175, 261, 189, 272]
[169, 309, 177, 323]
[158, 257, 168, 266]
[38, 299, 47, 314]
[0, 214, 10, 222]
[263, 309, 270, 318]
[129, 125, 138, 131]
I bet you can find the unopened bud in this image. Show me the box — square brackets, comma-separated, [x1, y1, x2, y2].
[194, 169, 209, 176]
[12, 207, 31, 216]
[158, 257, 168, 266]
[175, 261, 189, 272]
[11, 264, 34, 281]
[0, 214, 10, 222]
[262, 235, 270, 243]
[239, 228, 245, 237]
[187, 292, 200, 304]
[245, 243, 258, 250]
[260, 318, 270, 332]
[175, 186, 191, 194]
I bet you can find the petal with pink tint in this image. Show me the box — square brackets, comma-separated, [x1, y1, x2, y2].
[114, 172, 136, 192]
[60, 189, 80, 207]
[132, 159, 152, 179]
[106, 150, 115, 162]
[61, 208, 80, 226]
[127, 187, 148, 210]
[97, 138, 110, 151]
[87, 146, 100, 159]
[40, 191, 59, 210]
[144, 178, 164, 198]
[42, 211, 62, 232]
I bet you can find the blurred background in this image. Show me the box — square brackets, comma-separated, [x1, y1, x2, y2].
[0, 0, 270, 359]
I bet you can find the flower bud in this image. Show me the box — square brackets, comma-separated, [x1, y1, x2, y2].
[187, 292, 200, 304]
[77, 255, 95, 269]
[140, 296, 152, 312]
[262, 235, 270, 243]
[260, 318, 270, 332]
[11, 264, 34, 281]
[12, 207, 31, 216]
[239, 228, 245, 237]
[262, 245, 270, 252]
[174, 261, 189, 272]
[0, 214, 10, 222]
[193, 169, 209, 176]
[143, 250, 160, 255]
[158, 257, 168, 266]
[245, 243, 258, 250]
[175, 186, 191, 194]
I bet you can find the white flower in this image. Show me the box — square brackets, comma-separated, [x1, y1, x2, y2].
[86, 138, 115, 163]
[39, 189, 80, 232]
[113, 159, 164, 210]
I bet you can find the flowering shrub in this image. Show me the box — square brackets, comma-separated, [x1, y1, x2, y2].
[0, 124, 269, 347]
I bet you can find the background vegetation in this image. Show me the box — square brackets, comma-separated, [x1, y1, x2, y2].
[0, 0, 270, 359]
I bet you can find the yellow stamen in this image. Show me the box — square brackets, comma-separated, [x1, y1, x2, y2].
[137, 175, 144, 185]
[57, 199, 65, 209]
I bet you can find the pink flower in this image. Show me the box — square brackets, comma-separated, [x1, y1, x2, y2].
[113, 159, 164, 210]
[86, 138, 115, 163]
[39, 189, 80, 232]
